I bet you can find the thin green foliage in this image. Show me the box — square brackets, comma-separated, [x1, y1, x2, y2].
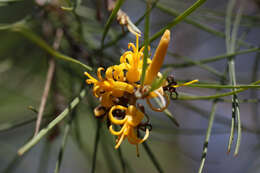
[148, 0, 207, 44]
[225, 0, 243, 156]
[168, 53, 225, 79]
[198, 101, 217, 173]
[38, 140, 52, 173]
[156, 2, 252, 48]
[178, 102, 260, 134]
[0, 0, 22, 6]
[102, 0, 159, 50]
[250, 50, 260, 144]
[155, 97, 180, 127]
[0, 0, 22, 2]
[140, 0, 151, 86]
[54, 107, 78, 173]
[221, 98, 260, 103]
[164, 48, 260, 68]
[0, 116, 50, 133]
[91, 120, 101, 173]
[101, 0, 125, 47]
[143, 142, 164, 173]
[99, 128, 121, 173]
[117, 147, 126, 173]
[61, 0, 74, 11]
[185, 83, 260, 89]
[178, 79, 260, 100]
[18, 27, 92, 71]
[18, 89, 86, 155]
[1, 20, 92, 71]
[54, 123, 71, 173]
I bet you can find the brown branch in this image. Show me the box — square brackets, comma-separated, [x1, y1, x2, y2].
[34, 29, 63, 136]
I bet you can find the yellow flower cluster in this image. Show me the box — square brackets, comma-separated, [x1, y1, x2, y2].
[85, 30, 197, 155]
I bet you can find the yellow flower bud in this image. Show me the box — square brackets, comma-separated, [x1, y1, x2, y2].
[144, 29, 171, 85]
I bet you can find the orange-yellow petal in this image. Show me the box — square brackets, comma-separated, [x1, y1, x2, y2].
[144, 30, 170, 85]
[127, 105, 144, 127]
[84, 72, 98, 84]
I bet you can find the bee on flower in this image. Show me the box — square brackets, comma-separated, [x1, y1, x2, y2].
[85, 29, 198, 156]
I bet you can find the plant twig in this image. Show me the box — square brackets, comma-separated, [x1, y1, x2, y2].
[198, 101, 217, 173]
[17, 88, 86, 156]
[34, 29, 63, 136]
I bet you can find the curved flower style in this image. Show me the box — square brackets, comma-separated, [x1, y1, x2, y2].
[84, 67, 134, 108]
[84, 29, 198, 155]
[108, 105, 149, 150]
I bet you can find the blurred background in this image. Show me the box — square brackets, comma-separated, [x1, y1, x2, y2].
[0, 0, 260, 172]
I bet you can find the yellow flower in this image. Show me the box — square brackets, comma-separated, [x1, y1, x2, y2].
[84, 29, 198, 155]
[120, 34, 151, 83]
[84, 67, 134, 108]
[108, 105, 149, 155]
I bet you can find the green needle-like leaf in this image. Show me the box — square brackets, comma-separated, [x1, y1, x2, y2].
[0, 0, 23, 6]
[101, 0, 125, 47]
[91, 120, 101, 173]
[198, 101, 217, 173]
[0, 21, 92, 71]
[225, 0, 243, 156]
[148, 0, 207, 44]
[177, 80, 260, 100]
[143, 142, 164, 173]
[156, 2, 252, 48]
[18, 89, 86, 155]
[163, 48, 260, 68]
[140, 0, 151, 86]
